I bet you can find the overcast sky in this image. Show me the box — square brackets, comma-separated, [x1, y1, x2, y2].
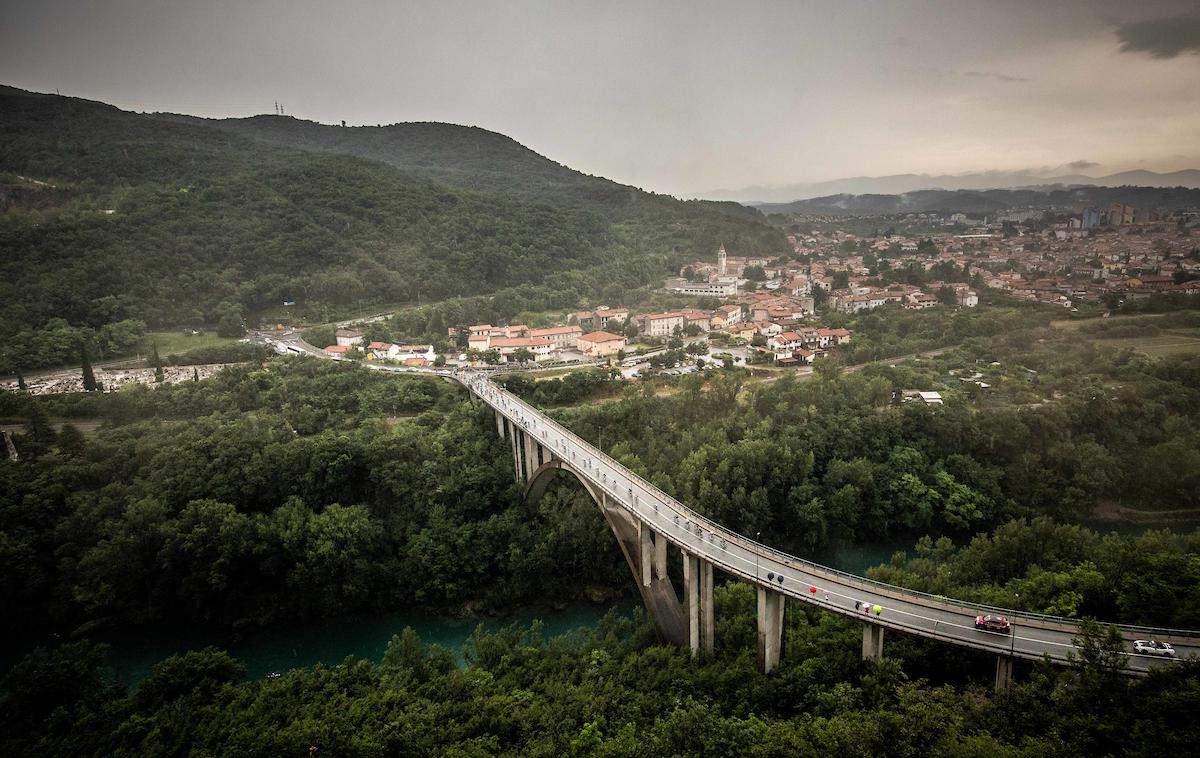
[3, 0, 1199, 196]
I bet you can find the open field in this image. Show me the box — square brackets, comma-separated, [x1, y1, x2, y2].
[1050, 313, 1169, 331]
[144, 331, 240, 356]
[1093, 333, 1200, 357]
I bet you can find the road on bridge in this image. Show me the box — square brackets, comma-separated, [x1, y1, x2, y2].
[462, 372, 1198, 674]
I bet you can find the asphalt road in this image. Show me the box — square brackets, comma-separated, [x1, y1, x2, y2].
[464, 372, 1197, 673]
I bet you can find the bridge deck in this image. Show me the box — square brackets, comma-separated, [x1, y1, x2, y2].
[455, 371, 1198, 672]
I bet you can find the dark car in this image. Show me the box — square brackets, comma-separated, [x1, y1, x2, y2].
[975, 614, 1011, 633]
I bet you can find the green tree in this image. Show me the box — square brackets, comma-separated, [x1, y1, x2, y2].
[80, 343, 97, 392]
[56, 423, 86, 457]
[152, 342, 165, 383]
[21, 403, 57, 458]
[512, 347, 533, 364]
[215, 302, 244, 339]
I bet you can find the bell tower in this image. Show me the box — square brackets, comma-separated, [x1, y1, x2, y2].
[717, 244, 727, 276]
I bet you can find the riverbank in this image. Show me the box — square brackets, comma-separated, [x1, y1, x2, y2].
[2, 602, 637, 690]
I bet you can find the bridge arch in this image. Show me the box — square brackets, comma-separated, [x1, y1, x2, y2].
[524, 458, 689, 647]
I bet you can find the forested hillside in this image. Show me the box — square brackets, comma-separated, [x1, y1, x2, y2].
[163, 111, 773, 226]
[0, 86, 786, 373]
[4, 355, 1200, 754]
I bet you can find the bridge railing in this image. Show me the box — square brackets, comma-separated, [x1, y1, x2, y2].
[469, 374, 1200, 640]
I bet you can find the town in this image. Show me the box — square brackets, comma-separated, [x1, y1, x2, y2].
[312, 201, 1197, 375]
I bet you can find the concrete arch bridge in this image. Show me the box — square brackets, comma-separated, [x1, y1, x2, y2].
[450, 372, 1198, 688]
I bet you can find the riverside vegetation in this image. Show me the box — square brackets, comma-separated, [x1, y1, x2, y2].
[4, 326, 1200, 753]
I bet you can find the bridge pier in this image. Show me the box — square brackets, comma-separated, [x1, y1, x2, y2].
[639, 523, 653, 587]
[861, 623, 885, 661]
[653, 530, 667, 580]
[995, 655, 1014, 691]
[495, 409, 504, 438]
[683, 552, 715, 656]
[522, 432, 539, 480]
[757, 587, 785, 673]
[510, 426, 523, 482]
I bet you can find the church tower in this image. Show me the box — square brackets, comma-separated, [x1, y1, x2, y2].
[717, 244, 727, 276]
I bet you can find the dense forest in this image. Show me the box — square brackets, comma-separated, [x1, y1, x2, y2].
[0, 359, 627, 635]
[0, 85, 787, 373]
[4, 585, 1199, 756]
[4, 333, 1200, 752]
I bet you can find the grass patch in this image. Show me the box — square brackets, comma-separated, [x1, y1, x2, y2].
[143, 331, 240, 356]
[1093, 334, 1200, 357]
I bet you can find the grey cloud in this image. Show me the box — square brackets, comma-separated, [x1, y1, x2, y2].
[1067, 160, 1100, 170]
[1115, 16, 1200, 59]
[963, 71, 1032, 83]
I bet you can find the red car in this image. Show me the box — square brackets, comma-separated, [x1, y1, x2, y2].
[975, 614, 1011, 633]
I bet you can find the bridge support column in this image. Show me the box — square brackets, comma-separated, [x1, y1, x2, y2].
[757, 587, 784, 673]
[994, 655, 1014, 691]
[522, 432, 539, 481]
[639, 523, 653, 587]
[700, 559, 714, 654]
[495, 410, 504, 438]
[684, 553, 700, 656]
[510, 428, 523, 482]
[682, 553, 715, 656]
[861, 623, 885, 661]
[653, 531, 668, 581]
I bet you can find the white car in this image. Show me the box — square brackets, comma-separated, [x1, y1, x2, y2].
[1133, 640, 1175, 657]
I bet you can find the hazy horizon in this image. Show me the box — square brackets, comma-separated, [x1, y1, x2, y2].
[3, 0, 1199, 196]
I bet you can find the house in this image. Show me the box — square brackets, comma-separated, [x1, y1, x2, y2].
[490, 336, 556, 362]
[680, 309, 712, 332]
[767, 331, 805, 359]
[467, 333, 492, 352]
[904, 293, 939, 310]
[335, 328, 363, 347]
[324, 345, 351, 357]
[901, 390, 944, 405]
[756, 321, 783, 337]
[366, 341, 396, 361]
[394, 344, 436, 362]
[727, 323, 759, 342]
[529, 325, 583, 349]
[594, 307, 629, 328]
[577, 331, 627, 357]
[639, 312, 685, 337]
[775, 348, 815, 366]
[716, 304, 742, 325]
[816, 328, 851, 348]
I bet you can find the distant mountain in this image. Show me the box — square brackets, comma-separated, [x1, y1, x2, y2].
[158, 112, 769, 226]
[756, 186, 1200, 217]
[701, 169, 1200, 204]
[0, 85, 787, 348]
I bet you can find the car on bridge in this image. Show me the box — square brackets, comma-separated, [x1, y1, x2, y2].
[1133, 639, 1176, 657]
[975, 614, 1012, 633]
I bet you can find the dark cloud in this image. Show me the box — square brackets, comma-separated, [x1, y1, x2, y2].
[1115, 16, 1200, 59]
[963, 70, 1032, 83]
[1067, 160, 1100, 170]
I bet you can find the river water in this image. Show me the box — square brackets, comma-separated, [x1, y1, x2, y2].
[86, 602, 633, 688]
[11, 521, 1194, 688]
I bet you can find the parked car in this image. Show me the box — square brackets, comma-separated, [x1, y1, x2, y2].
[975, 614, 1011, 633]
[1133, 640, 1175, 657]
